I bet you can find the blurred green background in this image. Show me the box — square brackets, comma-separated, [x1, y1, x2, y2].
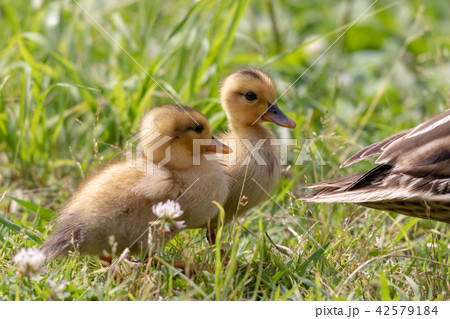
[0, 0, 449, 300]
[1, 0, 449, 189]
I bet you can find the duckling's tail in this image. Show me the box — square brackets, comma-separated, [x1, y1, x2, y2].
[41, 225, 85, 260]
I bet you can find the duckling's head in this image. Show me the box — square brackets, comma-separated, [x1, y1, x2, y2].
[220, 68, 296, 129]
[139, 105, 230, 170]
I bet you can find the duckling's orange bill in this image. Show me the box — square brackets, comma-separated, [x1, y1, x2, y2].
[262, 104, 296, 129]
[204, 137, 232, 154]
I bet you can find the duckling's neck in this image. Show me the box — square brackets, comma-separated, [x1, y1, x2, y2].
[229, 120, 276, 140]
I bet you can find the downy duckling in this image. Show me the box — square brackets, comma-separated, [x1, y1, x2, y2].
[216, 68, 296, 225]
[301, 109, 450, 223]
[42, 105, 231, 259]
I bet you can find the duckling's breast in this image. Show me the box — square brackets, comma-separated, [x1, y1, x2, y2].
[218, 127, 282, 222]
[171, 159, 229, 229]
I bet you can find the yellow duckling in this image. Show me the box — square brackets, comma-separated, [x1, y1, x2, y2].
[217, 68, 296, 225]
[42, 105, 231, 259]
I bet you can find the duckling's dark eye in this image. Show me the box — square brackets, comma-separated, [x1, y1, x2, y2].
[245, 91, 257, 101]
[193, 124, 204, 133]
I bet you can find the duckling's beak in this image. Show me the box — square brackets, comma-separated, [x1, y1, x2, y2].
[204, 136, 232, 154]
[262, 103, 296, 129]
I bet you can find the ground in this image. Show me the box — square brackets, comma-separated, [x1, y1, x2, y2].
[0, 0, 449, 300]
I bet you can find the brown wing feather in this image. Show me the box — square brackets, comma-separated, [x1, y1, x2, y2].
[377, 111, 450, 177]
[304, 172, 366, 189]
[301, 109, 450, 223]
[342, 109, 450, 169]
[340, 130, 411, 168]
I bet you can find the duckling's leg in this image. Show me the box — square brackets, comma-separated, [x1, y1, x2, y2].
[206, 220, 216, 245]
[99, 256, 113, 265]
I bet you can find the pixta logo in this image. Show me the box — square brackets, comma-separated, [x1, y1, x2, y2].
[125, 128, 172, 175]
[126, 129, 324, 175]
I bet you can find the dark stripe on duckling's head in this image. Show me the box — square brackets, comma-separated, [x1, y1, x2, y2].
[238, 68, 264, 80]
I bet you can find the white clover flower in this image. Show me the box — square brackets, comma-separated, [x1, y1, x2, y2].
[152, 200, 186, 233]
[32, 0, 43, 10]
[47, 279, 67, 293]
[13, 248, 45, 277]
[153, 200, 183, 219]
[173, 220, 186, 230]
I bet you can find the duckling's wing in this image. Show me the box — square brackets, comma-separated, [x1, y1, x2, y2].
[42, 163, 178, 259]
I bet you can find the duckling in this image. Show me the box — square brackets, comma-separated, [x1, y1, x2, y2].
[215, 68, 296, 226]
[42, 105, 231, 259]
[301, 109, 450, 223]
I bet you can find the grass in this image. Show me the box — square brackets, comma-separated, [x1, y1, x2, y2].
[1, 0, 449, 300]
